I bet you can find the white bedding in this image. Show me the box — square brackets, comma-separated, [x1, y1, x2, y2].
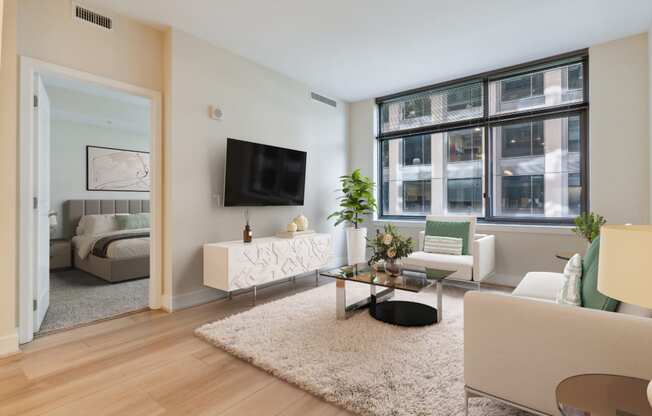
[73, 228, 150, 260]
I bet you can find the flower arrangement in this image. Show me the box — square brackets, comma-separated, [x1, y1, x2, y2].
[367, 224, 414, 276]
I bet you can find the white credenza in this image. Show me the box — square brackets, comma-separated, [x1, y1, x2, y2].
[203, 233, 332, 293]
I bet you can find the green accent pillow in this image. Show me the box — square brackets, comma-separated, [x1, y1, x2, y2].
[425, 220, 470, 255]
[581, 237, 620, 311]
[116, 213, 150, 230]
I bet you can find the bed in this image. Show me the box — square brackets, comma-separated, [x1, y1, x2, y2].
[65, 199, 150, 283]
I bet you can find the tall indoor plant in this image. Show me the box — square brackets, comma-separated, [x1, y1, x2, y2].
[328, 169, 377, 265]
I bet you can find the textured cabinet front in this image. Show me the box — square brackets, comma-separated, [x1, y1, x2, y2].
[204, 234, 332, 291]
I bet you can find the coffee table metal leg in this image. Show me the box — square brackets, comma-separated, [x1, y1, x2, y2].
[336, 279, 346, 320]
[436, 280, 443, 323]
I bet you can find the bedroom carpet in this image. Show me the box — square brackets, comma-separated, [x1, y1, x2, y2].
[38, 269, 149, 335]
[196, 282, 531, 416]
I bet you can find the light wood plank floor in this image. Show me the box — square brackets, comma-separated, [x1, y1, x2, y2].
[0, 276, 354, 416]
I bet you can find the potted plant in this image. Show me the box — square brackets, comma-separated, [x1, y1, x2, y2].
[367, 224, 414, 276]
[572, 212, 606, 244]
[328, 169, 377, 265]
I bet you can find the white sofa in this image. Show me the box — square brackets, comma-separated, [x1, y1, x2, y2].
[464, 271, 652, 415]
[401, 216, 495, 283]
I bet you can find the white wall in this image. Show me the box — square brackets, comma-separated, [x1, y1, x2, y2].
[166, 29, 349, 306]
[50, 120, 150, 238]
[589, 33, 650, 225]
[349, 33, 651, 287]
[0, 0, 18, 357]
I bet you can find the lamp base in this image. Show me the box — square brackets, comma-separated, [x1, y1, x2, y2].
[648, 380, 652, 407]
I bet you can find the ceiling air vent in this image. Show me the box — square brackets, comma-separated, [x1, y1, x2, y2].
[311, 92, 337, 108]
[73, 4, 113, 30]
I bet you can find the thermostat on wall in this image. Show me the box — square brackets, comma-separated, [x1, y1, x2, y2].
[208, 105, 223, 121]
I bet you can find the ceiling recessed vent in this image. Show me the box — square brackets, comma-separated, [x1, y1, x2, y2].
[73, 4, 113, 30]
[311, 92, 337, 108]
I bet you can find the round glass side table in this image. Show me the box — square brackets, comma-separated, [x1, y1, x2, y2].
[556, 374, 652, 416]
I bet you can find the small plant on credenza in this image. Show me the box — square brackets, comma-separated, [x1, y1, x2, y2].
[572, 212, 606, 243]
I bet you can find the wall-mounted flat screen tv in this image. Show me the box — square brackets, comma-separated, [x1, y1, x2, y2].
[224, 138, 307, 206]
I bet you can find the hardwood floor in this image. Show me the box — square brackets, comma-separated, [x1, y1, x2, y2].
[0, 277, 354, 416]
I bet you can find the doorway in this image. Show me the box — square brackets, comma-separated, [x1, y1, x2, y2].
[18, 57, 165, 344]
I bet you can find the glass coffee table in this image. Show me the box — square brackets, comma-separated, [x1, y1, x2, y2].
[320, 264, 455, 327]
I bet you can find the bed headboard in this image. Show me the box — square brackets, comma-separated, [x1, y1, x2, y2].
[64, 199, 150, 239]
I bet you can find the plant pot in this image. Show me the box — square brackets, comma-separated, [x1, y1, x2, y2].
[384, 259, 401, 277]
[346, 227, 367, 266]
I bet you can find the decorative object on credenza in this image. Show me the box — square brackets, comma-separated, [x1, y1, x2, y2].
[243, 209, 252, 243]
[597, 224, 652, 407]
[293, 214, 308, 231]
[287, 221, 298, 232]
[328, 169, 376, 266]
[276, 229, 316, 239]
[572, 211, 606, 243]
[86, 145, 150, 192]
[367, 224, 413, 277]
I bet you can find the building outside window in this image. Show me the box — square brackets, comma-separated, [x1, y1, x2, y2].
[403, 180, 431, 213]
[403, 135, 431, 165]
[377, 53, 587, 224]
[403, 97, 431, 119]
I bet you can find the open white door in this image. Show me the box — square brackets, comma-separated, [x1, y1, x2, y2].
[33, 75, 50, 331]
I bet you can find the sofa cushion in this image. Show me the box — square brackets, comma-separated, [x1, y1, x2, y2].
[426, 220, 470, 255]
[581, 237, 619, 311]
[556, 254, 582, 306]
[512, 272, 565, 302]
[423, 235, 463, 255]
[403, 251, 473, 274]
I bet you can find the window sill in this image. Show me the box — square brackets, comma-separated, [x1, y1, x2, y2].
[372, 218, 575, 235]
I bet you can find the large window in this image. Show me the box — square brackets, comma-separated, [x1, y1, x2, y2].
[377, 52, 588, 223]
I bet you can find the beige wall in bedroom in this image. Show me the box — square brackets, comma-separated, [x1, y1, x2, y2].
[166, 29, 349, 308]
[17, 0, 164, 92]
[0, 0, 18, 356]
[348, 33, 651, 287]
[589, 32, 650, 225]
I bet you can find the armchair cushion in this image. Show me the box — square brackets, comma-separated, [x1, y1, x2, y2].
[425, 220, 471, 254]
[404, 251, 473, 275]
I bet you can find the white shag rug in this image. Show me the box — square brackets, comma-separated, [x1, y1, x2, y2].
[196, 282, 530, 416]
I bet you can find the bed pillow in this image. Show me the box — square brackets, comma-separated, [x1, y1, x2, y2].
[76, 214, 120, 236]
[423, 235, 463, 255]
[116, 213, 150, 230]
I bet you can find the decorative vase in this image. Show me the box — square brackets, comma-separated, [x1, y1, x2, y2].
[293, 214, 308, 231]
[345, 227, 367, 265]
[384, 259, 400, 277]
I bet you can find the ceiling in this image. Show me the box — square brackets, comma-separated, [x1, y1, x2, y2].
[44, 75, 150, 134]
[89, 0, 652, 102]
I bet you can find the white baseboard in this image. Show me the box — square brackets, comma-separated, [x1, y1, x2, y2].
[171, 287, 226, 311]
[0, 330, 20, 358]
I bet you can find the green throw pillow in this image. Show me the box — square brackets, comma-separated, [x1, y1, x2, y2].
[116, 213, 150, 230]
[581, 237, 619, 311]
[425, 220, 470, 255]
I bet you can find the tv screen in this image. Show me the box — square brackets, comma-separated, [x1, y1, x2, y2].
[224, 138, 307, 206]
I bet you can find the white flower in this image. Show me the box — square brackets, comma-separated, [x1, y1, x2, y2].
[383, 233, 393, 245]
[387, 248, 397, 258]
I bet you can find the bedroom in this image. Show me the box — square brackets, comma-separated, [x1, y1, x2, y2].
[39, 75, 153, 334]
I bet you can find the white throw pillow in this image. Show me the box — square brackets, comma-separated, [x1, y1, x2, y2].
[556, 253, 582, 306]
[76, 214, 120, 236]
[423, 235, 463, 256]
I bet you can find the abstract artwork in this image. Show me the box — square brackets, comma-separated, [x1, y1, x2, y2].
[86, 146, 150, 192]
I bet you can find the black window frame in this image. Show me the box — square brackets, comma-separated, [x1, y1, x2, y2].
[375, 50, 589, 225]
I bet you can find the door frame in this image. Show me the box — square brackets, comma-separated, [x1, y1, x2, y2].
[18, 56, 167, 344]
